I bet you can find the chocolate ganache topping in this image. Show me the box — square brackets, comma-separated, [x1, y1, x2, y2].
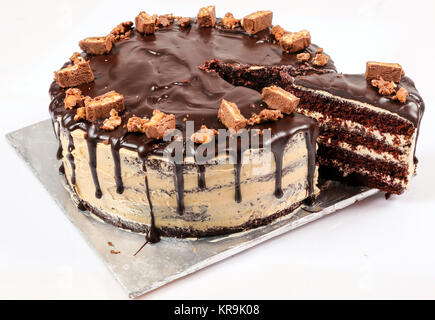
[49, 18, 333, 240]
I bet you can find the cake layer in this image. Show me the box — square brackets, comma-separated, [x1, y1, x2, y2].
[289, 73, 424, 194]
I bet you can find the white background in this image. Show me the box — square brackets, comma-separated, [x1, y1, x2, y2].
[1, 0, 434, 299]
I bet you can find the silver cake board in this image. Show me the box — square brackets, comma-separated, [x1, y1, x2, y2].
[6, 120, 379, 298]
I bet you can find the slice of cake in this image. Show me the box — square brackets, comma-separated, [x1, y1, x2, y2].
[288, 66, 425, 195]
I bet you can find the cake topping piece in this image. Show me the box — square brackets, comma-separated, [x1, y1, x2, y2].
[280, 30, 311, 53]
[135, 11, 157, 34]
[296, 52, 310, 63]
[392, 87, 408, 103]
[143, 110, 176, 139]
[371, 77, 397, 95]
[64, 88, 84, 110]
[222, 12, 240, 29]
[110, 21, 133, 41]
[127, 110, 176, 139]
[242, 11, 273, 34]
[270, 25, 285, 41]
[197, 6, 216, 28]
[218, 99, 248, 131]
[312, 52, 329, 66]
[54, 53, 95, 88]
[127, 116, 148, 133]
[178, 17, 192, 27]
[74, 107, 86, 121]
[261, 86, 300, 114]
[365, 61, 403, 82]
[247, 109, 283, 125]
[79, 36, 113, 55]
[157, 14, 176, 28]
[84, 91, 125, 122]
[191, 125, 218, 144]
[101, 109, 122, 131]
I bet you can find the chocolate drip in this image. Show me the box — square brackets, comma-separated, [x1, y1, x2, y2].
[86, 125, 102, 199]
[174, 164, 185, 215]
[197, 165, 206, 189]
[142, 162, 160, 243]
[67, 133, 76, 185]
[59, 163, 65, 175]
[304, 130, 317, 204]
[271, 147, 284, 199]
[234, 162, 242, 203]
[110, 138, 124, 194]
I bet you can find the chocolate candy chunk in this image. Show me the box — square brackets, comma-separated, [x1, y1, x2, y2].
[242, 11, 273, 34]
[127, 116, 147, 133]
[74, 107, 86, 121]
[261, 86, 300, 114]
[218, 99, 247, 131]
[371, 78, 397, 95]
[64, 88, 84, 110]
[296, 52, 310, 63]
[222, 12, 240, 30]
[84, 91, 125, 122]
[312, 52, 329, 66]
[247, 109, 283, 125]
[135, 11, 157, 34]
[393, 87, 408, 103]
[191, 125, 218, 144]
[54, 53, 95, 88]
[178, 17, 192, 28]
[197, 6, 216, 28]
[280, 30, 311, 53]
[101, 109, 122, 131]
[110, 21, 133, 41]
[79, 36, 113, 55]
[365, 61, 403, 82]
[270, 25, 285, 41]
[143, 109, 176, 139]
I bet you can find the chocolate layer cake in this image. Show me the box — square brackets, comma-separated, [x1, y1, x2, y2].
[288, 72, 424, 195]
[49, 9, 332, 240]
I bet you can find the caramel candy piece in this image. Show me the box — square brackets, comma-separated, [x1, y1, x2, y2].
[222, 12, 240, 30]
[270, 25, 285, 41]
[85, 91, 125, 122]
[143, 109, 176, 139]
[64, 88, 84, 110]
[178, 17, 192, 27]
[74, 107, 86, 121]
[135, 11, 157, 34]
[280, 30, 311, 53]
[127, 116, 147, 133]
[247, 109, 283, 125]
[79, 36, 113, 55]
[110, 21, 133, 41]
[191, 125, 218, 144]
[54, 53, 95, 88]
[393, 87, 408, 103]
[296, 52, 310, 63]
[218, 99, 247, 131]
[261, 86, 300, 114]
[101, 109, 122, 131]
[242, 11, 273, 34]
[365, 61, 403, 82]
[371, 77, 397, 95]
[197, 6, 216, 27]
[312, 52, 329, 66]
